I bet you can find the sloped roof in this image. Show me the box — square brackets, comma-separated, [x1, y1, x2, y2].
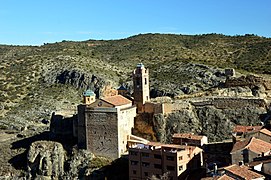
[218, 174, 235, 180]
[117, 85, 127, 90]
[83, 89, 95, 96]
[101, 95, 131, 106]
[259, 128, 271, 137]
[224, 164, 264, 179]
[231, 137, 271, 154]
[233, 125, 262, 133]
[172, 133, 206, 140]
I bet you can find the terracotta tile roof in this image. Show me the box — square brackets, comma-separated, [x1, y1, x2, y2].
[218, 174, 235, 180]
[224, 164, 264, 179]
[233, 125, 262, 133]
[172, 133, 205, 140]
[101, 95, 131, 106]
[231, 137, 271, 154]
[259, 128, 271, 137]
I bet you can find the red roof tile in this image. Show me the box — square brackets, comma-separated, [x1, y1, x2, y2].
[233, 125, 262, 133]
[224, 164, 264, 179]
[259, 128, 271, 137]
[102, 95, 131, 106]
[218, 174, 235, 180]
[172, 133, 205, 140]
[231, 137, 271, 154]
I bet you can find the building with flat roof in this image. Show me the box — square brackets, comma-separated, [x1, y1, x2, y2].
[128, 141, 203, 180]
[172, 133, 208, 147]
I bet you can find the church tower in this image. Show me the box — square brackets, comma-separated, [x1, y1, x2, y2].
[133, 63, 150, 113]
[83, 89, 95, 105]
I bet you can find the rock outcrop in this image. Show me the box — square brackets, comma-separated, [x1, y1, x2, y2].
[27, 141, 65, 179]
[153, 97, 267, 142]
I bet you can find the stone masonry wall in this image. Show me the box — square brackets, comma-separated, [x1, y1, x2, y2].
[86, 110, 119, 159]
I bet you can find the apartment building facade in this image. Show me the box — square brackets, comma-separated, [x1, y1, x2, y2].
[128, 142, 203, 180]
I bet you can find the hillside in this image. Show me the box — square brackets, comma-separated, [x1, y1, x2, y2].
[1, 33, 271, 130]
[1, 33, 271, 177]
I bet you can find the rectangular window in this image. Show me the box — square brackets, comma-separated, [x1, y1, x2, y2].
[179, 156, 183, 161]
[146, 96, 148, 100]
[166, 156, 174, 161]
[144, 172, 148, 177]
[154, 164, 162, 169]
[133, 170, 136, 175]
[129, 151, 138, 156]
[145, 78, 147, 85]
[136, 78, 140, 86]
[179, 165, 183, 171]
[131, 161, 138, 165]
[166, 166, 175, 171]
[142, 152, 149, 157]
[142, 162, 150, 167]
[154, 154, 162, 159]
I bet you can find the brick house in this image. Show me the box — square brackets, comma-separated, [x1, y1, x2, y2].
[231, 137, 271, 164]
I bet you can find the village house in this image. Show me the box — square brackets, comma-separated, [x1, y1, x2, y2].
[223, 164, 265, 180]
[172, 133, 208, 147]
[249, 156, 271, 176]
[232, 125, 263, 142]
[247, 128, 271, 143]
[231, 137, 271, 165]
[128, 141, 203, 180]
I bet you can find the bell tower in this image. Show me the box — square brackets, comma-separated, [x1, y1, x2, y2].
[133, 63, 150, 113]
[83, 89, 95, 105]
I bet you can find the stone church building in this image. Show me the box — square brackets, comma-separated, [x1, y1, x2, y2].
[51, 63, 150, 159]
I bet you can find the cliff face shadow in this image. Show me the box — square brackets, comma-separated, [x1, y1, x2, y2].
[8, 131, 51, 171]
[11, 131, 51, 149]
[8, 150, 28, 171]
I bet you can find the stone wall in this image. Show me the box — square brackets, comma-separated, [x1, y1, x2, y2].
[191, 97, 267, 109]
[50, 112, 76, 138]
[86, 109, 119, 159]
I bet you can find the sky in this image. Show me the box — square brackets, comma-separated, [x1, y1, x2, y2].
[0, 0, 270, 45]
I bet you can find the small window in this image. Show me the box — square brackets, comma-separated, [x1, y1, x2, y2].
[133, 170, 136, 175]
[142, 162, 150, 167]
[131, 161, 138, 165]
[154, 154, 162, 159]
[179, 156, 183, 161]
[179, 165, 183, 171]
[166, 156, 174, 161]
[142, 152, 149, 157]
[154, 164, 162, 169]
[145, 78, 147, 85]
[146, 96, 148, 100]
[129, 151, 138, 156]
[144, 172, 148, 177]
[166, 166, 175, 171]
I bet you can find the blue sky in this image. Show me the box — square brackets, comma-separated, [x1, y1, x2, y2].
[0, 0, 270, 45]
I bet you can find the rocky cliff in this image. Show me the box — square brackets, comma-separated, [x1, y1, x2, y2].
[27, 141, 65, 179]
[153, 97, 268, 142]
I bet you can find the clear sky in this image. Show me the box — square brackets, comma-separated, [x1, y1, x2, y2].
[0, 0, 270, 45]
